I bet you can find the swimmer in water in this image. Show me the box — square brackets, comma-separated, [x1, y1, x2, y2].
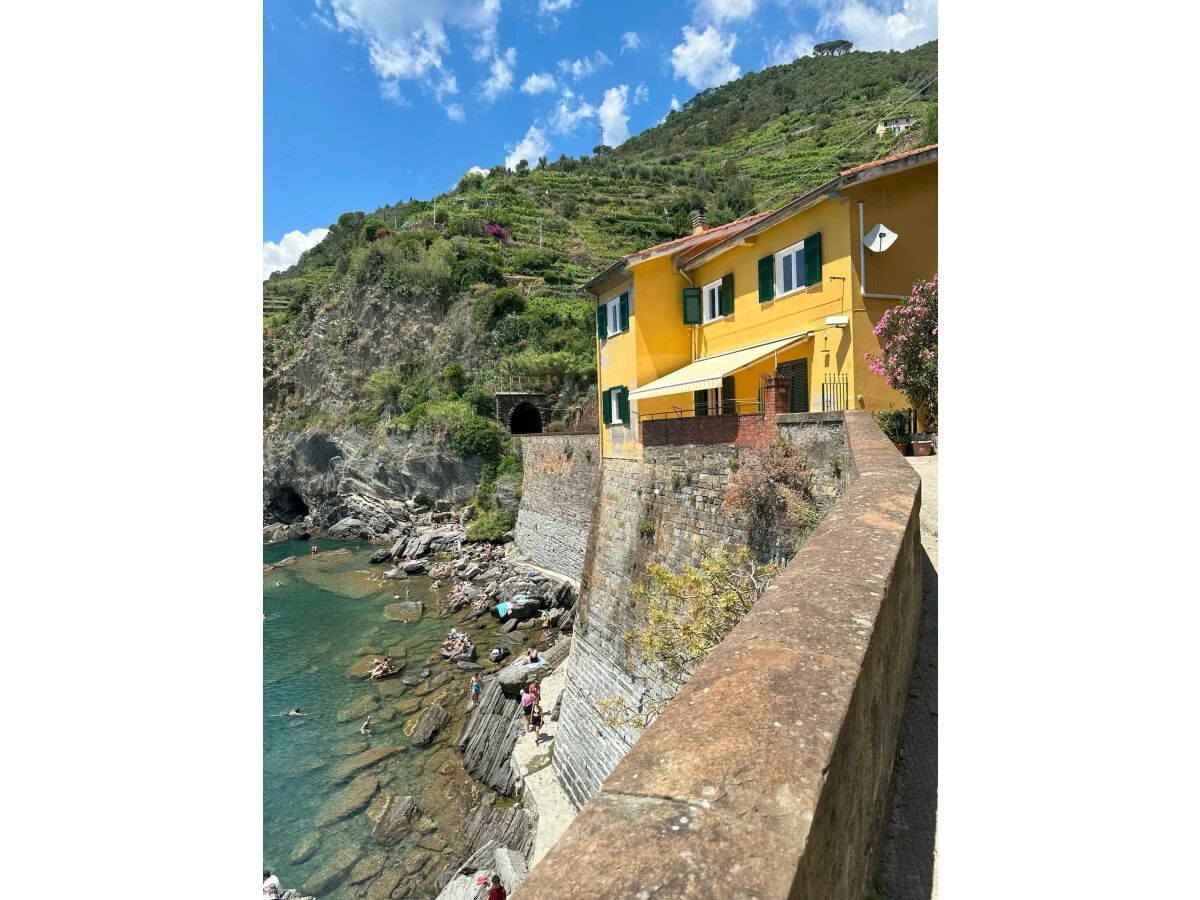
[286, 709, 304, 717]
[360, 715, 372, 735]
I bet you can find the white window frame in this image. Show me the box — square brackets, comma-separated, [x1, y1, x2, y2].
[606, 295, 624, 337]
[701, 278, 724, 324]
[775, 239, 807, 299]
[610, 388, 623, 425]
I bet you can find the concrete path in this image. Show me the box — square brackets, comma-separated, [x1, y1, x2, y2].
[875, 455, 938, 899]
[511, 655, 578, 868]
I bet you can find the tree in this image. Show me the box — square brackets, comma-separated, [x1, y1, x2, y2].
[867, 275, 938, 429]
[814, 39, 853, 56]
[537, 155, 548, 169]
[515, 158, 529, 174]
[924, 103, 938, 142]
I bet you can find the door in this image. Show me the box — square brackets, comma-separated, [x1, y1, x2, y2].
[776, 360, 809, 413]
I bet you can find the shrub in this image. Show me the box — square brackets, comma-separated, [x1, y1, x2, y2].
[442, 363, 468, 396]
[452, 254, 506, 290]
[873, 408, 911, 443]
[639, 519, 656, 538]
[465, 507, 516, 542]
[724, 439, 821, 552]
[484, 223, 512, 244]
[867, 275, 938, 429]
[363, 359, 431, 415]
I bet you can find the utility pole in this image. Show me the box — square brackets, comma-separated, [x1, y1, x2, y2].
[433, 195, 437, 225]
[538, 219, 543, 247]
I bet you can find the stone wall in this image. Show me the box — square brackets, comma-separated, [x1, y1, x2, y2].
[515, 411, 923, 899]
[512, 434, 601, 583]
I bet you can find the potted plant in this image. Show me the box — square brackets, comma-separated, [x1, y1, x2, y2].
[873, 409, 911, 456]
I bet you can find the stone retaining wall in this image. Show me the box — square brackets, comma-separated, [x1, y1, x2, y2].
[515, 411, 923, 899]
[513, 434, 601, 582]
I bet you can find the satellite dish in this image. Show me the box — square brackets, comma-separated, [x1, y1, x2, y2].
[863, 223, 898, 253]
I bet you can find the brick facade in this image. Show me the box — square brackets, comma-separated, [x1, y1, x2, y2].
[639, 376, 784, 448]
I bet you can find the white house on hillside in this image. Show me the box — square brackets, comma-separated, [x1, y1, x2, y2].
[876, 116, 917, 136]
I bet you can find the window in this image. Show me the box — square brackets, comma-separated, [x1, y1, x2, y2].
[702, 278, 723, 323]
[610, 387, 622, 424]
[607, 298, 622, 336]
[604, 386, 629, 425]
[602, 291, 629, 338]
[776, 240, 805, 297]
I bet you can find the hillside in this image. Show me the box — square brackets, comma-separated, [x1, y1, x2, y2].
[262, 41, 937, 533]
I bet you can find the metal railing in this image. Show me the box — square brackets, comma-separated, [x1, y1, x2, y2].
[638, 398, 764, 421]
[821, 374, 850, 412]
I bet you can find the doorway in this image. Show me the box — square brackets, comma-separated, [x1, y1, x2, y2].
[776, 359, 809, 413]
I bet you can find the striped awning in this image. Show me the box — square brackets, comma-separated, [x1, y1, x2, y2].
[628, 332, 813, 401]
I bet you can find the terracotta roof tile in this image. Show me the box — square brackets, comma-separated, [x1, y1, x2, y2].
[839, 143, 937, 177]
[624, 211, 773, 261]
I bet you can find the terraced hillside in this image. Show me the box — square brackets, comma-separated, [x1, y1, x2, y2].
[262, 42, 936, 522]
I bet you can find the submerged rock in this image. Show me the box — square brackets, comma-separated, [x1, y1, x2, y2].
[288, 831, 321, 865]
[368, 547, 392, 564]
[348, 851, 387, 884]
[366, 867, 406, 900]
[385, 601, 423, 622]
[328, 746, 400, 783]
[304, 844, 362, 895]
[336, 693, 380, 723]
[314, 773, 379, 827]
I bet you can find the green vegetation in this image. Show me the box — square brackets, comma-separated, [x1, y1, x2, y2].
[264, 42, 938, 465]
[873, 408, 912, 443]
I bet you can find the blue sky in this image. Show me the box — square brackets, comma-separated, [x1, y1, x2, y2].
[263, 0, 937, 276]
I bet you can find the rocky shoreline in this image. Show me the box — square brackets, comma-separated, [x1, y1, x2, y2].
[265, 515, 576, 899]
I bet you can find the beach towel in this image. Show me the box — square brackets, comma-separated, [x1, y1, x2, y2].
[496, 601, 510, 618]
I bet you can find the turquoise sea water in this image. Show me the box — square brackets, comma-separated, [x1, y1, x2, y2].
[264, 540, 484, 898]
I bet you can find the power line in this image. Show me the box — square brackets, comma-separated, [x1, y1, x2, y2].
[740, 71, 939, 219]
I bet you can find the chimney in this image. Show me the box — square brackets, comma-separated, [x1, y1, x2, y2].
[691, 210, 708, 235]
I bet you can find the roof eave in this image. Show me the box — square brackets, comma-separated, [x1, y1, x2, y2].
[582, 259, 629, 297]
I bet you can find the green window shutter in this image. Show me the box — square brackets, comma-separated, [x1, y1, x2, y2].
[719, 273, 734, 316]
[682, 287, 702, 325]
[602, 388, 612, 425]
[758, 254, 775, 302]
[618, 387, 630, 424]
[596, 304, 607, 340]
[803, 232, 822, 286]
[693, 389, 708, 417]
[721, 375, 736, 415]
[619, 292, 630, 331]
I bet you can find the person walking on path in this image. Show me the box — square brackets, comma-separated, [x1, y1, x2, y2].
[530, 700, 544, 742]
[488, 873, 507, 900]
[520, 689, 534, 733]
[469, 675, 482, 708]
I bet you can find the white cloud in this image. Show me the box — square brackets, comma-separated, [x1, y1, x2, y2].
[558, 50, 611, 81]
[539, 0, 575, 10]
[549, 91, 596, 133]
[446, 102, 466, 121]
[670, 95, 681, 111]
[693, 0, 758, 23]
[620, 31, 641, 53]
[671, 25, 740, 89]
[505, 125, 551, 170]
[263, 227, 330, 280]
[634, 83, 650, 105]
[479, 46, 517, 102]
[820, 0, 938, 51]
[468, 165, 490, 176]
[320, 0, 500, 114]
[521, 72, 558, 94]
[598, 85, 631, 146]
[766, 32, 815, 65]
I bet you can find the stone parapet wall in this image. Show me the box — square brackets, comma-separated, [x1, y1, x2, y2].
[513, 434, 601, 582]
[515, 411, 923, 899]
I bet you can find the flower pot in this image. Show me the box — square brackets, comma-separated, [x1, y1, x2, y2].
[912, 440, 933, 457]
[892, 441, 911, 456]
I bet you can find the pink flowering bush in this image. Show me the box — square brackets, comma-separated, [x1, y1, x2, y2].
[484, 223, 511, 244]
[867, 275, 938, 429]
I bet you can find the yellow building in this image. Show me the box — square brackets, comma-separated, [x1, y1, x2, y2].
[585, 144, 937, 459]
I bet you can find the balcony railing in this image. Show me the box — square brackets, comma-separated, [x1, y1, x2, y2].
[638, 398, 765, 421]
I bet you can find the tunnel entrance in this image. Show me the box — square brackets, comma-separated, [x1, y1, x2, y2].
[510, 402, 544, 434]
[266, 485, 310, 524]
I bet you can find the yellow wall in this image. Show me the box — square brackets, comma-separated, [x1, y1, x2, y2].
[845, 162, 938, 415]
[594, 159, 937, 454]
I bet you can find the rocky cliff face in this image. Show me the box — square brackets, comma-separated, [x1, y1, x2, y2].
[263, 279, 492, 532]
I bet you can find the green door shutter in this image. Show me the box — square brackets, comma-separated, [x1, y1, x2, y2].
[758, 254, 774, 302]
[693, 389, 708, 417]
[619, 292, 630, 331]
[597, 304, 607, 340]
[618, 387, 630, 424]
[602, 388, 612, 425]
[719, 273, 734, 316]
[803, 232, 822, 286]
[682, 287, 702, 325]
[721, 375, 736, 415]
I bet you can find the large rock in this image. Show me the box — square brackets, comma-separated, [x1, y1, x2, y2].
[314, 773, 379, 827]
[456, 680, 522, 794]
[435, 874, 487, 900]
[406, 703, 449, 746]
[365, 868, 406, 900]
[385, 601, 423, 622]
[496, 639, 570, 696]
[348, 851, 387, 885]
[329, 517, 372, 540]
[402, 559, 430, 575]
[493, 847, 529, 893]
[304, 844, 362, 895]
[328, 745, 401, 783]
[368, 547, 392, 564]
[336, 693, 380, 723]
[372, 794, 420, 846]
